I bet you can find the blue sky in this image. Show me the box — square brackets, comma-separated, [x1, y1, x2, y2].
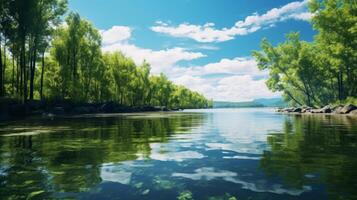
[69, 0, 315, 102]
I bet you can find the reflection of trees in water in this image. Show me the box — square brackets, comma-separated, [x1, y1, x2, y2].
[0, 113, 206, 199]
[260, 115, 357, 200]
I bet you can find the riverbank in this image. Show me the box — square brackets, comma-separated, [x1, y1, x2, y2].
[276, 104, 357, 115]
[0, 98, 179, 122]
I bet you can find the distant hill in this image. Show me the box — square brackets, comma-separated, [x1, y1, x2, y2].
[253, 98, 287, 107]
[213, 98, 286, 108]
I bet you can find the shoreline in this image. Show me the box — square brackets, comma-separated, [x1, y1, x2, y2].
[0, 99, 184, 122]
[276, 104, 357, 116]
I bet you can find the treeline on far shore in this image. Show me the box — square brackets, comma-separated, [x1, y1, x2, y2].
[0, 0, 212, 115]
[253, 0, 357, 107]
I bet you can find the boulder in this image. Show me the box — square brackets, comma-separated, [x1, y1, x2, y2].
[340, 104, 357, 114]
[301, 107, 312, 113]
[283, 107, 295, 113]
[333, 105, 344, 114]
[349, 109, 357, 115]
[292, 107, 302, 113]
[311, 109, 322, 113]
[320, 105, 332, 113]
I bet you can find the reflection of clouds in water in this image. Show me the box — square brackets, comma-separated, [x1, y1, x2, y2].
[183, 109, 284, 155]
[148, 143, 205, 162]
[205, 142, 266, 154]
[100, 164, 132, 185]
[172, 167, 237, 181]
[223, 155, 261, 160]
[225, 177, 312, 196]
[150, 150, 205, 162]
[172, 167, 311, 196]
[100, 161, 153, 185]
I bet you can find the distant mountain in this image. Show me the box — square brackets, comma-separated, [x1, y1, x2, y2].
[213, 98, 286, 108]
[253, 98, 287, 107]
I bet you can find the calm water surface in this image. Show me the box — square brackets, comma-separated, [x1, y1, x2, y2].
[1, 108, 357, 200]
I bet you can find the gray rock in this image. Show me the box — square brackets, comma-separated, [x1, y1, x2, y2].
[311, 109, 322, 113]
[340, 104, 357, 114]
[285, 107, 296, 112]
[349, 109, 357, 115]
[292, 107, 302, 113]
[320, 105, 332, 113]
[301, 107, 312, 113]
[333, 105, 344, 114]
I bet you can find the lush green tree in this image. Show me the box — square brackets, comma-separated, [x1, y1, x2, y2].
[253, 33, 325, 106]
[309, 0, 357, 100]
[51, 12, 103, 102]
[253, 0, 357, 106]
[0, 0, 66, 101]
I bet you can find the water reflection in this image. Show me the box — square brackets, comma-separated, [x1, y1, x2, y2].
[0, 113, 207, 199]
[0, 109, 356, 200]
[261, 114, 357, 200]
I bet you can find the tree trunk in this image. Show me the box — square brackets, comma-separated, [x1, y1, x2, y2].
[338, 69, 344, 101]
[3, 37, 6, 96]
[40, 51, 45, 100]
[0, 36, 3, 97]
[16, 55, 20, 94]
[21, 37, 27, 103]
[29, 44, 37, 100]
[285, 90, 303, 106]
[12, 50, 15, 94]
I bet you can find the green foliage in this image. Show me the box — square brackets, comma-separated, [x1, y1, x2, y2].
[0, 1, 211, 109]
[253, 0, 357, 107]
[333, 96, 357, 106]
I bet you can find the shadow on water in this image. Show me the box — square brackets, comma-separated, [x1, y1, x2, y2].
[261, 114, 357, 200]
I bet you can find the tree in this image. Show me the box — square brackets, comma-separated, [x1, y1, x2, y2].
[309, 0, 357, 100]
[51, 12, 102, 102]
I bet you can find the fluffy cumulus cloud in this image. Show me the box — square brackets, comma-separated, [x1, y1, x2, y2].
[100, 25, 206, 74]
[190, 57, 266, 76]
[102, 43, 205, 74]
[100, 26, 132, 45]
[151, 0, 312, 42]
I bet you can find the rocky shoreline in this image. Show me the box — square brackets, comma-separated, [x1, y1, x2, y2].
[276, 104, 357, 115]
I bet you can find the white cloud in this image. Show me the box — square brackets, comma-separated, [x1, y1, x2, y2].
[100, 26, 132, 45]
[102, 43, 205, 74]
[100, 26, 206, 74]
[193, 57, 266, 76]
[151, 0, 311, 42]
[173, 75, 280, 102]
[151, 22, 236, 43]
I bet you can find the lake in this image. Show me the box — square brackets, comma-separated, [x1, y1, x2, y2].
[1, 108, 357, 200]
